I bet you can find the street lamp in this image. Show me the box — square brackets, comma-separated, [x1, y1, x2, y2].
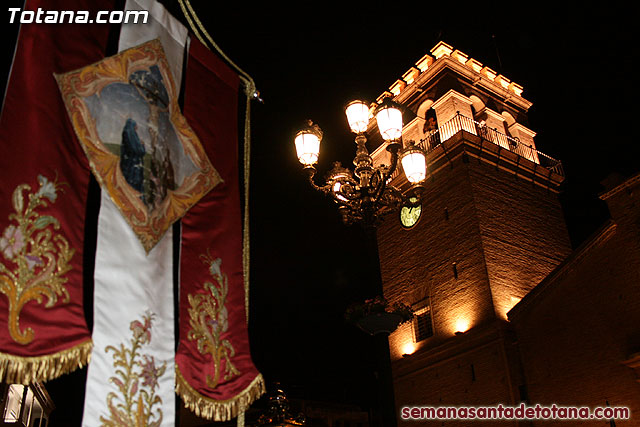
[295, 98, 420, 427]
[294, 98, 427, 226]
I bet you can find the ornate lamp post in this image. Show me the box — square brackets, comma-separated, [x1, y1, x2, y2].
[293, 98, 426, 427]
[294, 98, 427, 226]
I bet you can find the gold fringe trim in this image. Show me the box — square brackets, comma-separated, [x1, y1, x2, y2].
[175, 365, 265, 421]
[0, 339, 92, 384]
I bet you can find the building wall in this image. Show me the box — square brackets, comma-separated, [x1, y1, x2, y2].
[468, 164, 572, 320]
[377, 141, 573, 424]
[378, 156, 495, 361]
[379, 152, 570, 360]
[392, 321, 524, 426]
[509, 176, 640, 426]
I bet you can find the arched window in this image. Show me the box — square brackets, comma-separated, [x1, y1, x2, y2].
[469, 94, 485, 117]
[501, 110, 516, 127]
[416, 99, 435, 139]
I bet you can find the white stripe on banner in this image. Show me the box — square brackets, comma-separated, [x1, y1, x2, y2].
[118, 0, 188, 84]
[82, 1, 187, 425]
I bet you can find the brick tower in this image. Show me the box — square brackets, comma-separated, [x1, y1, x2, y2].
[371, 42, 572, 421]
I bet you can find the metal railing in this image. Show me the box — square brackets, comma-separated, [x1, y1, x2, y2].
[416, 113, 564, 176]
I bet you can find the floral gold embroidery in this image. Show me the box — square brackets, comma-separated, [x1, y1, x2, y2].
[187, 254, 239, 388]
[100, 312, 166, 427]
[0, 175, 74, 345]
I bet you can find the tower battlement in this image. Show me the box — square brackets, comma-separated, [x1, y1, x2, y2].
[378, 41, 525, 105]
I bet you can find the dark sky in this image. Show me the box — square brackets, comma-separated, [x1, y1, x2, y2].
[4, 2, 640, 424]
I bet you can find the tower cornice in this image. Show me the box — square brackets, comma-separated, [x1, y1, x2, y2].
[394, 56, 533, 112]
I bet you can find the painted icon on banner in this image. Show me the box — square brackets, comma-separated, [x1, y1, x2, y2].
[56, 39, 222, 252]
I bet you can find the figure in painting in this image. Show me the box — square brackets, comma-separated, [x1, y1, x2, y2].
[120, 118, 146, 193]
[127, 65, 177, 212]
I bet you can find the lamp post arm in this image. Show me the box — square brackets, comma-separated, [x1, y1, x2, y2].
[330, 179, 361, 204]
[374, 142, 400, 201]
[305, 167, 331, 193]
[381, 184, 406, 206]
[385, 143, 400, 180]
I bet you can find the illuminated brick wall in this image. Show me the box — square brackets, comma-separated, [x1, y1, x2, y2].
[392, 322, 523, 426]
[469, 164, 572, 320]
[378, 157, 495, 360]
[377, 147, 571, 423]
[378, 153, 570, 361]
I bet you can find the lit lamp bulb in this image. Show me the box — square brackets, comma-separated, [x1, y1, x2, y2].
[400, 142, 427, 183]
[294, 120, 323, 166]
[345, 100, 370, 133]
[375, 98, 403, 141]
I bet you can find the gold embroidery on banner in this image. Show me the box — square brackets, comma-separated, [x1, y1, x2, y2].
[187, 254, 239, 388]
[100, 312, 167, 427]
[0, 175, 75, 345]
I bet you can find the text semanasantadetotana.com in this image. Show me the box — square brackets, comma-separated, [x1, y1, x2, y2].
[401, 403, 630, 420]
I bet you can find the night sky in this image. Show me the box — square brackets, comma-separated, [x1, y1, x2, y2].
[3, 2, 640, 424]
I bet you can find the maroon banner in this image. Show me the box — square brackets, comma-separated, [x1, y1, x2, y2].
[0, 0, 113, 383]
[175, 37, 264, 420]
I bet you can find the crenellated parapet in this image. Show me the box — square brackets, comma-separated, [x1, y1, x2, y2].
[377, 41, 525, 106]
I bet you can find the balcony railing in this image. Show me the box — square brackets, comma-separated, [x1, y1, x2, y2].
[414, 112, 564, 177]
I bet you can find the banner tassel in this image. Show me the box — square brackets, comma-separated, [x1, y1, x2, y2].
[175, 366, 265, 421]
[0, 339, 92, 384]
